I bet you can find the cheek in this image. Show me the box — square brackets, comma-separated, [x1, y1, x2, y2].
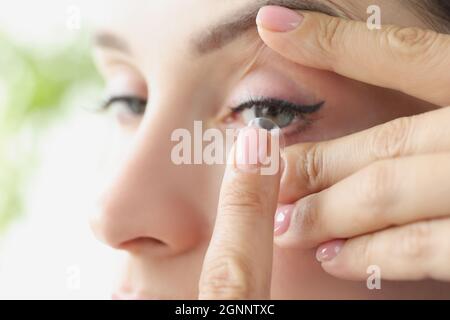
[193, 164, 226, 224]
[271, 247, 327, 298]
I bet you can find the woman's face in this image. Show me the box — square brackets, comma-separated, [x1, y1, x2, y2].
[90, 0, 442, 299]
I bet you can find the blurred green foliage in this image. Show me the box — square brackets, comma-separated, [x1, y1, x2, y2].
[0, 33, 101, 233]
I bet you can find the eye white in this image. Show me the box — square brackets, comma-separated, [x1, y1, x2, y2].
[241, 107, 257, 125]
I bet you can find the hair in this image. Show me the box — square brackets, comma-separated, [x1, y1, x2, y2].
[412, 0, 450, 32]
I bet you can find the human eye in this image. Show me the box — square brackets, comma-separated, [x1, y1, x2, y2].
[94, 59, 148, 128]
[102, 95, 147, 115]
[100, 95, 147, 128]
[225, 97, 324, 142]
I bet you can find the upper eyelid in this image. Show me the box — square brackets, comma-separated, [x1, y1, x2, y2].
[94, 48, 141, 78]
[232, 98, 325, 113]
[95, 54, 148, 99]
[102, 73, 148, 97]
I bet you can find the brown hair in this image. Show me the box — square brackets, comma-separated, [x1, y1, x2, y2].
[411, 0, 450, 32]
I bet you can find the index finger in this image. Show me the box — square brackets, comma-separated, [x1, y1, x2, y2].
[279, 107, 450, 203]
[256, 6, 450, 106]
[198, 127, 281, 299]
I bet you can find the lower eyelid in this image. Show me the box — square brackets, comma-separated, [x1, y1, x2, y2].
[282, 120, 315, 144]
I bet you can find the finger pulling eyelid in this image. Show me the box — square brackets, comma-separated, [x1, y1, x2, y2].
[234, 40, 271, 81]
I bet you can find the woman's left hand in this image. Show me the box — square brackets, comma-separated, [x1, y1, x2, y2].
[256, 6, 450, 282]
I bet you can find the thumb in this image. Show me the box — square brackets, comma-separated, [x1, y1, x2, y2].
[256, 5, 450, 106]
[198, 126, 281, 299]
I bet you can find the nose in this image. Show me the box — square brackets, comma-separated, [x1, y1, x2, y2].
[90, 98, 208, 256]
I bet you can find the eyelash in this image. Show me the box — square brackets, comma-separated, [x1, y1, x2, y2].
[230, 98, 324, 129]
[101, 96, 324, 132]
[101, 96, 147, 115]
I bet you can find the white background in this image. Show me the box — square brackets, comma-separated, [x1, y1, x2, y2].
[0, 0, 124, 299]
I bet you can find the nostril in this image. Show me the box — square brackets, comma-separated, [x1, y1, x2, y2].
[118, 237, 167, 252]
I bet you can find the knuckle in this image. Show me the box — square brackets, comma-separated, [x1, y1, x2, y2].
[396, 221, 433, 262]
[280, 151, 301, 199]
[199, 253, 252, 299]
[354, 233, 376, 268]
[356, 162, 396, 219]
[316, 17, 345, 59]
[384, 26, 439, 63]
[295, 144, 324, 193]
[219, 183, 263, 216]
[370, 117, 412, 159]
[294, 194, 321, 238]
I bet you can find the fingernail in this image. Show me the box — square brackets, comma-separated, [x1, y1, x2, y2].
[235, 127, 268, 173]
[256, 5, 304, 32]
[274, 205, 294, 236]
[316, 240, 346, 262]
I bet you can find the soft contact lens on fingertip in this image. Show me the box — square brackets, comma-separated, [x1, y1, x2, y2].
[247, 117, 285, 150]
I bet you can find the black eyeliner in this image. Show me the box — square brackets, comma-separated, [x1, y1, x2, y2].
[232, 98, 325, 115]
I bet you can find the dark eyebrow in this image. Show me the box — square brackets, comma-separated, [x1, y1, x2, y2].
[193, 0, 343, 55]
[93, 32, 131, 54]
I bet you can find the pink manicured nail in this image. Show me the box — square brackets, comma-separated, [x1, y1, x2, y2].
[256, 6, 304, 32]
[274, 205, 294, 236]
[236, 127, 264, 172]
[316, 240, 346, 262]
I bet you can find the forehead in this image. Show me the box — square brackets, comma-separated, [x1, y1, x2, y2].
[90, 0, 425, 62]
[91, 0, 423, 34]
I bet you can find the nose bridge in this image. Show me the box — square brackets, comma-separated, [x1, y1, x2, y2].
[92, 91, 209, 255]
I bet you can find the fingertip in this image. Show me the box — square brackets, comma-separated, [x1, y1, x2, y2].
[315, 241, 365, 281]
[256, 5, 304, 33]
[316, 239, 346, 263]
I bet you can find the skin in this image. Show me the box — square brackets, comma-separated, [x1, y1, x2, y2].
[258, 6, 450, 284]
[90, 0, 450, 299]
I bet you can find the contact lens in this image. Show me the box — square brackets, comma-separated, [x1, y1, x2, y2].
[247, 117, 285, 150]
[248, 118, 279, 131]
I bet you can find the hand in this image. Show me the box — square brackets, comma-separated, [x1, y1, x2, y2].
[256, 6, 450, 282]
[198, 127, 281, 299]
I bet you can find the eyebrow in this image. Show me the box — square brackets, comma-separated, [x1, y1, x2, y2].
[93, 32, 131, 54]
[93, 0, 344, 56]
[193, 0, 343, 55]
